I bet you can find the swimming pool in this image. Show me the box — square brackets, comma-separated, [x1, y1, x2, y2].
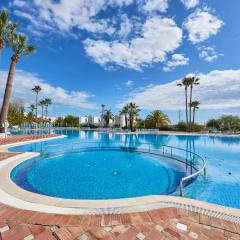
[9, 130, 240, 208]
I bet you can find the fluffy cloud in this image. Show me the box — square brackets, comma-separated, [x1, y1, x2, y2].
[184, 8, 223, 44]
[163, 54, 189, 71]
[119, 69, 240, 110]
[11, 0, 134, 35]
[84, 17, 182, 70]
[0, 70, 97, 110]
[141, 0, 168, 13]
[180, 0, 199, 9]
[198, 46, 223, 62]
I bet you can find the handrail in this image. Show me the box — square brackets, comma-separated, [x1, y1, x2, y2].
[42, 141, 206, 196]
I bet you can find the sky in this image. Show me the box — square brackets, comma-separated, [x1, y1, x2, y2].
[0, 0, 240, 124]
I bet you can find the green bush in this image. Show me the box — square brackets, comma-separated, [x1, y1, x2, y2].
[175, 121, 187, 131]
[192, 124, 203, 132]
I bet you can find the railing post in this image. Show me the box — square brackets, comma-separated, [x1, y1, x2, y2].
[148, 143, 150, 153]
[163, 146, 164, 155]
[204, 167, 206, 176]
[171, 147, 172, 157]
[180, 180, 183, 196]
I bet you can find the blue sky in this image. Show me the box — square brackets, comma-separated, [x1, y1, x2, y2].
[0, 0, 240, 123]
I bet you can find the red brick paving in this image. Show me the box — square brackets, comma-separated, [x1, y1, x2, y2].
[0, 134, 59, 146]
[0, 135, 239, 239]
[0, 205, 238, 239]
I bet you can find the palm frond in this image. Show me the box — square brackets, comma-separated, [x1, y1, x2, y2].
[24, 45, 36, 55]
[0, 9, 9, 27]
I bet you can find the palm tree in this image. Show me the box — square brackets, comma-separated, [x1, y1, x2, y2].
[127, 102, 140, 132]
[26, 112, 34, 128]
[0, 9, 9, 58]
[103, 109, 114, 127]
[120, 105, 129, 128]
[32, 85, 42, 120]
[148, 110, 170, 128]
[188, 76, 200, 131]
[190, 101, 200, 127]
[177, 77, 191, 131]
[0, 34, 36, 133]
[44, 98, 52, 121]
[39, 99, 45, 123]
[28, 104, 36, 114]
[101, 104, 105, 127]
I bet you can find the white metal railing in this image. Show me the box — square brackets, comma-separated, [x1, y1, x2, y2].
[42, 141, 206, 196]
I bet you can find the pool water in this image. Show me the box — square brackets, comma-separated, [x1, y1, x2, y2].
[9, 130, 240, 208]
[11, 150, 185, 199]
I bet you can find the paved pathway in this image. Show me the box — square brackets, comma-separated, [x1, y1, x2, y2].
[0, 206, 239, 240]
[0, 135, 239, 239]
[0, 134, 58, 147]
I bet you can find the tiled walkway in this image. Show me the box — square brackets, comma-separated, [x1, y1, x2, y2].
[0, 135, 239, 239]
[0, 206, 239, 240]
[0, 134, 58, 147]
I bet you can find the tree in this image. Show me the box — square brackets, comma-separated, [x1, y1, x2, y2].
[26, 112, 34, 127]
[188, 76, 200, 131]
[103, 109, 114, 127]
[0, 33, 36, 133]
[218, 115, 240, 131]
[39, 99, 45, 123]
[147, 110, 170, 128]
[32, 85, 42, 121]
[120, 105, 129, 128]
[28, 104, 36, 114]
[206, 119, 220, 129]
[177, 77, 191, 131]
[54, 116, 79, 127]
[177, 76, 199, 132]
[127, 102, 140, 132]
[0, 9, 9, 58]
[44, 98, 52, 121]
[8, 99, 25, 126]
[54, 117, 64, 127]
[190, 101, 200, 127]
[101, 104, 105, 126]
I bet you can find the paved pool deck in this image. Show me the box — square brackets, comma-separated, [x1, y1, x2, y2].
[0, 134, 239, 239]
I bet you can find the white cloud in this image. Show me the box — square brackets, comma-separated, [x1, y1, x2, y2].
[180, 0, 199, 9]
[163, 54, 189, 71]
[184, 8, 223, 44]
[10, 0, 26, 7]
[118, 69, 240, 110]
[125, 80, 133, 86]
[84, 17, 182, 70]
[118, 15, 134, 39]
[198, 46, 223, 62]
[141, 0, 168, 13]
[11, 0, 134, 35]
[0, 70, 97, 110]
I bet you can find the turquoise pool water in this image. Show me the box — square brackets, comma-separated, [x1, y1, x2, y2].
[11, 150, 186, 199]
[9, 130, 240, 208]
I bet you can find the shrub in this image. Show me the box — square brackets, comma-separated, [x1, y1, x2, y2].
[175, 121, 187, 131]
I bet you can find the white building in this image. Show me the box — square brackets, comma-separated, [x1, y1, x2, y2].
[79, 116, 88, 125]
[78, 114, 130, 128]
[88, 115, 100, 126]
[114, 115, 126, 128]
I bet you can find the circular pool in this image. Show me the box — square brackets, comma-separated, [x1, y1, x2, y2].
[11, 149, 187, 200]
